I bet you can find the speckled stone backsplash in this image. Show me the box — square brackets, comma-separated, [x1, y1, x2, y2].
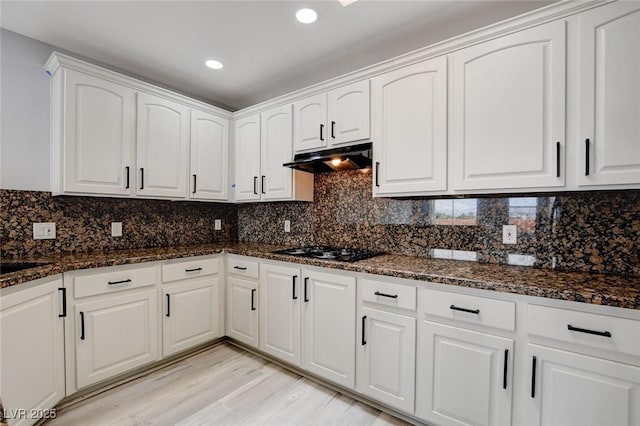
[238, 171, 640, 277]
[1, 190, 237, 258]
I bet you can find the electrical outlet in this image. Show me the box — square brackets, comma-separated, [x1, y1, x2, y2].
[502, 225, 517, 244]
[33, 222, 56, 240]
[214, 219, 222, 231]
[284, 220, 291, 233]
[111, 222, 123, 237]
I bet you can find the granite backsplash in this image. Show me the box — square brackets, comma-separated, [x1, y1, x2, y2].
[1, 190, 237, 258]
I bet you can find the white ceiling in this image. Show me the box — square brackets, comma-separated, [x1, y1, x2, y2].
[1, 0, 554, 111]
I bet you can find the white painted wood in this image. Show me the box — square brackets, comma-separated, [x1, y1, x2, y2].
[62, 69, 135, 196]
[356, 306, 416, 413]
[578, 2, 640, 187]
[136, 92, 189, 198]
[416, 321, 514, 426]
[75, 289, 159, 389]
[525, 344, 640, 426]
[259, 263, 301, 365]
[372, 57, 448, 196]
[233, 114, 261, 201]
[226, 275, 259, 348]
[301, 270, 356, 389]
[293, 93, 328, 152]
[421, 288, 516, 331]
[227, 256, 259, 280]
[72, 265, 157, 299]
[328, 80, 370, 146]
[163, 277, 220, 356]
[360, 277, 416, 312]
[450, 21, 566, 191]
[0, 277, 65, 426]
[189, 109, 229, 200]
[260, 104, 294, 200]
[161, 257, 219, 283]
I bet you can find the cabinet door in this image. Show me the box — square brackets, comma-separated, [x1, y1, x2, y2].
[190, 110, 229, 200]
[261, 105, 294, 200]
[450, 21, 566, 191]
[234, 114, 261, 201]
[372, 57, 447, 196]
[301, 270, 356, 389]
[578, 2, 640, 187]
[525, 344, 640, 426]
[293, 93, 327, 152]
[75, 289, 158, 389]
[1, 278, 65, 426]
[163, 277, 220, 357]
[136, 93, 189, 198]
[63, 70, 134, 196]
[416, 321, 514, 426]
[356, 306, 416, 413]
[259, 264, 301, 365]
[328, 80, 370, 146]
[226, 275, 259, 348]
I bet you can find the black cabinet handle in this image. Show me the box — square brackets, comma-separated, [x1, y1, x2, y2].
[375, 162, 380, 187]
[125, 166, 130, 189]
[140, 168, 144, 190]
[450, 304, 480, 315]
[585, 138, 590, 176]
[320, 124, 324, 141]
[361, 315, 367, 346]
[192, 174, 197, 194]
[185, 267, 203, 272]
[108, 279, 132, 285]
[80, 312, 85, 340]
[531, 356, 537, 398]
[331, 121, 336, 139]
[556, 142, 561, 178]
[503, 349, 509, 390]
[374, 291, 398, 299]
[166, 294, 171, 317]
[233, 266, 247, 271]
[567, 324, 611, 338]
[253, 176, 258, 195]
[251, 289, 256, 311]
[304, 277, 309, 303]
[58, 287, 67, 318]
[292, 275, 298, 300]
[261, 176, 266, 194]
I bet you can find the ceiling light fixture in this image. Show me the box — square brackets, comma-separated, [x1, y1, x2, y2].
[205, 59, 223, 70]
[296, 8, 318, 24]
[338, 0, 358, 6]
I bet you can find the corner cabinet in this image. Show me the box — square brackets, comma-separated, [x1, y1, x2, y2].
[226, 256, 260, 348]
[189, 110, 229, 201]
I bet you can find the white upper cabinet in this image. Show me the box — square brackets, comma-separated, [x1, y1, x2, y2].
[234, 114, 262, 201]
[328, 80, 370, 146]
[578, 2, 640, 187]
[136, 93, 190, 198]
[189, 109, 229, 201]
[450, 21, 566, 191]
[372, 57, 448, 196]
[58, 70, 135, 196]
[261, 104, 295, 200]
[293, 93, 328, 152]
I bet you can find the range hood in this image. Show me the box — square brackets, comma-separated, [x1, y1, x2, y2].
[283, 142, 372, 173]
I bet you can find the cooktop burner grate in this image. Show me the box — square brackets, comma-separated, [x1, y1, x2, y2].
[272, 246, 381, 263]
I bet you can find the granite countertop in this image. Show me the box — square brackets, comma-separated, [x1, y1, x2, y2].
[2, 242, 639, 310]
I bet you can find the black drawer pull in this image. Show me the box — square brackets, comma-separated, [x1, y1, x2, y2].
[374, 291, 398, 299]
[261, 175, 266, 194]
[80, 312, 85, 340]
[292, 275, 298, 300]
[503, 349, 509, 390]
[556, 141, 561, 178]
[304, 277, 309, 303]
[192, 174, 197, 194]
[362, 315, 367, 346]
[58, 287, 67, 318]
[251, 289, 256, 311]
[253, 176, 258, 195]
[125, 166, 130, 189]
[331, 121, 336, 138]
[585, 138, 590, 176]
[567, 324, 611, 338]
[531, 356, 537, 398]
[185, 267, 203, 272]
[233, 266, 247, 271]
[450, 304, 480, 315]
[140, 168, 144, 190]
[166, 294, 171, 317]
[320, 123, 324, 141]
[375, 162, 380, 187]
[108, 279, 132, 285]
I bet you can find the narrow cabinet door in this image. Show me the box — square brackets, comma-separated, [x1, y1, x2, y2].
[190, 110, 229, 200]
[372, 57, 447, 196]
[234, 114, 261, 201]
[259, 263, 301, 365]
[226, 276, 259, 348]
[301, 270, 356, 389]
[63, 69, 134, 195]
[578, 2, 640, 187]
[261, 105, 294, 200]
[416, 321, 514, 426]
[328, 80, 370, 146]
[356, 306, 416, 413]
[293, 93, 327, 152]
[136, 93, 189, 198]
[450, 21, 566, 191]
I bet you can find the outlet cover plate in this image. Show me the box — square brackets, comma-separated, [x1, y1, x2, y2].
[502, 225, 517, 244]
[33, 222, 56, 240]
[284, 220, 291, 233]
[111, 222, 123, 237]
[214, 219, 222, 230]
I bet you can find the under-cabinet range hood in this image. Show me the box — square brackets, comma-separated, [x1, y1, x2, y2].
[283, 142, 372, 173]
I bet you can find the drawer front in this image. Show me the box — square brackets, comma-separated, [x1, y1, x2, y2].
[360, 278, 416, 311]
[227, 256, 259, 280]
[74, 265, 157, 299]
[527, 304, 640, 357]
[162, 257, 219, 283]
[420, 289, 515, 331]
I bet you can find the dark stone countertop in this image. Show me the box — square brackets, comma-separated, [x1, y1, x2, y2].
[2, 242, 639, 310]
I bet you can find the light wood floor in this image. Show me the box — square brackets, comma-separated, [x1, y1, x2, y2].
[49, 343, 410, 426]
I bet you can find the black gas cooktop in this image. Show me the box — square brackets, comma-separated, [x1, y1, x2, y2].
[273, 246, 381, 262]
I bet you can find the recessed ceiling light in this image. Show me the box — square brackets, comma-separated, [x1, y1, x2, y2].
[296, 8, 317, 24]
[205, 59, 223, 70]
[338, 0, 358, 6]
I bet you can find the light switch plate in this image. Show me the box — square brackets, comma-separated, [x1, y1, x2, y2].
[33, 222, 56, 240]
[502, 225, 517, 244]
[111, 222, 123, 237]
[214, 219, 222, 231]
[284, 220, 291, 233]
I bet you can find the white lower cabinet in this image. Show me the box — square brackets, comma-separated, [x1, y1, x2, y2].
[227, 276, 259, 347]
[0, 276, 65, 426]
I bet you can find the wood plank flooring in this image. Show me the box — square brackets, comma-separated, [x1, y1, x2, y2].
[49, 343, 410, 425]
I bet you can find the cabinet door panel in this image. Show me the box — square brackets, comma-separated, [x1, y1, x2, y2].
[328, 80, 370, 145]
[190, 110, 229, 200]
[227, 276, 259, 348]
[261, 105, 294, 200]
[294, 93, 327, 152]
[234, 114, 261, 201]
